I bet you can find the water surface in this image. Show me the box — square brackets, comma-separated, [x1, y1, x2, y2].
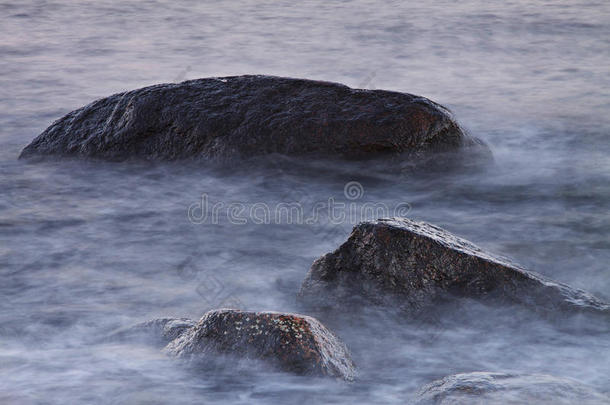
[1, 1, 609, 403]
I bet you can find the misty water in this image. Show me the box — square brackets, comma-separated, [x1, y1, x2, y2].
[1, 1, 609, 403]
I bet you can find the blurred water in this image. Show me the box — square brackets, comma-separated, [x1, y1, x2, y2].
[1, 1, 609, 403]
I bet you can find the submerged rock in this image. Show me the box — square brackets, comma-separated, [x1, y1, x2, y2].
[164, 309, 355, 380]
[413, 372, 609, 404]
[19, 75, 487, 163]
[298, 218, 608, 315]
[105, 318, 196, 346]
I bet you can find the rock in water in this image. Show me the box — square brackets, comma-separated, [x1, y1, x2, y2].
[298, 218, 609, 315]
[164, 309, 355, 380]
[19, 75, 486, 162]
[413, 372, 609, 404]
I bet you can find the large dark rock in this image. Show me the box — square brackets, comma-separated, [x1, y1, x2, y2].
[163, 309, 355, 380]
[413, 372, 609, 404]
[19, 75, 486, 162]
[298, 218, 609, 315]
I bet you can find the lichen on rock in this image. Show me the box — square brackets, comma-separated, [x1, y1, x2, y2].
[163, 309, 356, 380]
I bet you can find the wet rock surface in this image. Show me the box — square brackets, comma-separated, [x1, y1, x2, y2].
[164, 309, 355, 380]
[19, 75, 486, 162]
[298, 218, 609, 315]
[413, 372, 610, 404]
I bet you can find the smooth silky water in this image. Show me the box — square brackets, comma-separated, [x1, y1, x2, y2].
[1, 1, 609, 403]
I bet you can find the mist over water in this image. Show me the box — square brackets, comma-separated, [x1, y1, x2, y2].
[1, 1, 609, 403]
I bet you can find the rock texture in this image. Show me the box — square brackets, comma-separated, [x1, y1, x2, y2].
[413, 372, 609, 405]
[298, 218, 609, 315]
[164, 309, 355, 380]
[19, 75, 486, 162]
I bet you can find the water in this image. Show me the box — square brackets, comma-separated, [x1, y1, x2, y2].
[1, 1, 609, 403]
